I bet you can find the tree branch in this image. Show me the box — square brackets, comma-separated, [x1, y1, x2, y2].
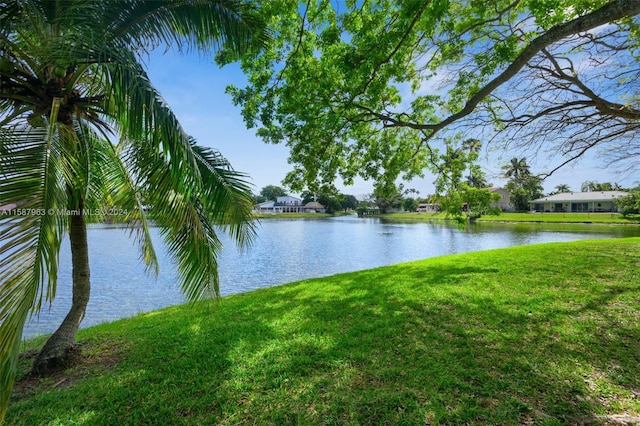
[354, 0, 640, 136]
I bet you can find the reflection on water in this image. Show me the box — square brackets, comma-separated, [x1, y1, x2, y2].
[22, 215, 640, 338]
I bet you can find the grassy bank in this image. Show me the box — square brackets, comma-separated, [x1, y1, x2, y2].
[8, 239, 640, 425]
[384, 211, 640, 224]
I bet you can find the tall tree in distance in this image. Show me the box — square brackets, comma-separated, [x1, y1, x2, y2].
[554, 184, 572, 194]
[466, 169, 489, 188]
[0, 0, 266, 419]
[617, 187, 640, 216]
[260, 185, 288, 201]
[581, 181, 622, 192]
[460, 139, 488, 188]
[339, 194, 359, 212]
[316, 193, 341, 213]
[461, 138, 482, 156]
[260, 185, 287, 201]
[502, 157, 532, 182]
[434, 141, 500, 223]
[502, 158, 544, 211]
[373, 184, 404, 214]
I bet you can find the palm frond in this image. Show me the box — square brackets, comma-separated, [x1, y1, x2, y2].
[1, 0, 266, 418]
[85, 131, 159, 274]
[125, 136, 255, 302]
[0, 118, 69, 419]
[105, 0, 267, 56]
[102, 50, 201, 185]
[131, 141, 221, 301]
[191, 141, 256, 248]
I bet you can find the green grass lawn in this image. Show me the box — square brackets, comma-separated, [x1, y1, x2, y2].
[384, 211, 640, 224]
[8, 239, 640, 425]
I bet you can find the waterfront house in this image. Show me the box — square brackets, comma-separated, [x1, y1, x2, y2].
[417, 203, 439, 212]
[489, 187, 514, 211]
[529, 191, 628, 213]
[273, 195, 303, 213]
[256, 200, 278, 213]
[256, 195, 325, 214]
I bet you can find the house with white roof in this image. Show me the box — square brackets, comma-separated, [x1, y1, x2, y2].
[529, 191, 628, 213]
[416, 203, 439, 212]
[256, 195, 302, 213]
[256, 196, 325, 214]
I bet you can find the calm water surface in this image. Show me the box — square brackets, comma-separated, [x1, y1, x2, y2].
[23, 215, 640, 338]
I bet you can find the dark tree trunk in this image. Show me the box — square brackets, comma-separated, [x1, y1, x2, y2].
[32, 197, 91, 376]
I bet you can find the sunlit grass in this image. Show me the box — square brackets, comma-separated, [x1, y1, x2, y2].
[8, 238, 640, 425]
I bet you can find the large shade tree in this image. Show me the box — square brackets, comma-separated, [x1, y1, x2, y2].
[224, 0, 640, 192]
[0, 0, 265, 419]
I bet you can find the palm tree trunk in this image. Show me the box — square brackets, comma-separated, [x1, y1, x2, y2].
[32, 198, 90, 376]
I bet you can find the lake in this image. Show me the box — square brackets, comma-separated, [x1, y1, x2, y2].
[22, 215, 640, 339]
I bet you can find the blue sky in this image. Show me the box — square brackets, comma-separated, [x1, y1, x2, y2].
[145, 49, 638, 199]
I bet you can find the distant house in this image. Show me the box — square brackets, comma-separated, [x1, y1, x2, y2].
[417, 203, 439, 212]
[256, 196, 325, 214]
[255, 200, 279, 214]
[357, 205, 380, 216]
[273, 195, 303, 213]
[529, 191, 629, 213]
[489, 187, 514, 212]
[276, 195, 302, 207]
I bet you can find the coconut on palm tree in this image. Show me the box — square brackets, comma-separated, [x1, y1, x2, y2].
[0, 0, 266, 419]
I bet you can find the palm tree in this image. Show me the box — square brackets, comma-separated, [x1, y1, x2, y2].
[502, 157, 531, 182]
[555, 184, 571, 193]
[466, 170, 488, 188]
[581, 180, 599, 192]
[0, 0, 265, 418]
[461, 138, 482, 155]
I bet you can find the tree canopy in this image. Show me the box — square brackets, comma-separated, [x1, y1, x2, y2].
[340, 194, 359, 211]
[617, 187, 640, 216]
[260, 185, 288, 200]
[581, 180, 624, 192]
[223, 0, 640, 193]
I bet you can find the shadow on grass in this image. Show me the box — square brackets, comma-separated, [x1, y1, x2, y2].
[7, 242, 640, 425]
